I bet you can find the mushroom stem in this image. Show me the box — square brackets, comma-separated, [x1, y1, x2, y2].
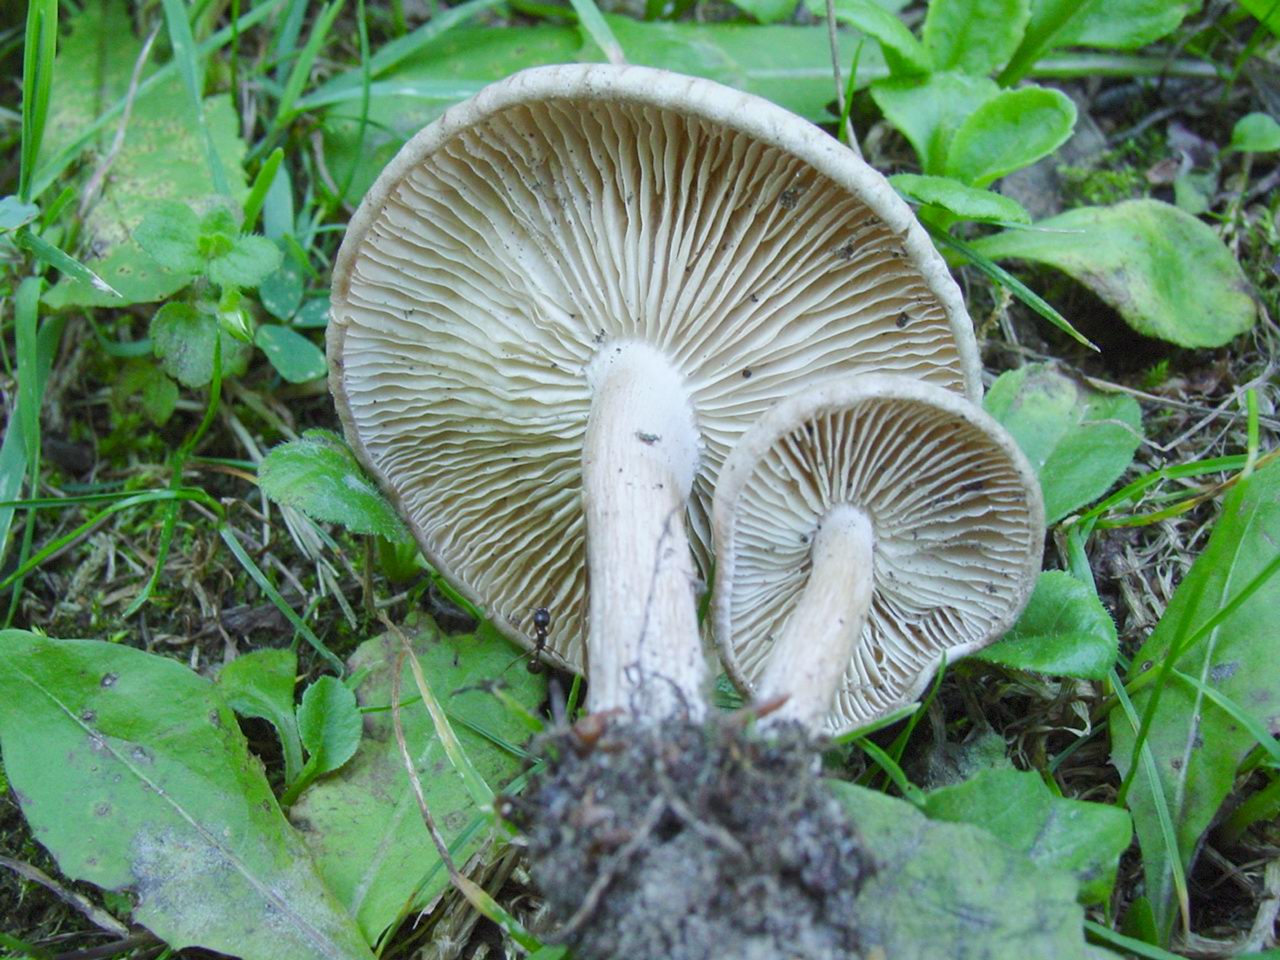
[757, 504, 874, 730]
[582, 341, 707, 719]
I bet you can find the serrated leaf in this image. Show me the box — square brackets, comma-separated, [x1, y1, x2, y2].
[979, 572, 1118, 679]
[290, 622, 545, 944]
[984, 363, 1143, 522]
[255, 325, 328, 384]
[971, 200, 1258, 348]
[1112, 459, 1280, 940]
[42, 4, 248, 309]
[149, 302, 251, 388]
[297, 677, 362, 778]
[1229, 112, 1280, 153]
[320, 20, 879, 202]
[832, 782, 1087, 958]
[870, 72, 999, 175]
[945, 85, 1077, 187]
[891, 173, 1031, 224]
[0, 631, 374, 960]
[921, 768, 1132, 904]
[258, 430, 409, 542]
[922, 0, 1030, 76]
[206, 234, 282, 290]
[133, 201, 203, 275]
[217, 649, 303, 784]
[804, 0, 930, 73]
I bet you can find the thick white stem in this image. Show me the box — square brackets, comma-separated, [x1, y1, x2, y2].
[582, 342, 706, 719]
[758, 504, 874, 730]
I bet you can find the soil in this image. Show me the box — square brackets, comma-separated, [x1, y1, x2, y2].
[506, 715, 870, 960]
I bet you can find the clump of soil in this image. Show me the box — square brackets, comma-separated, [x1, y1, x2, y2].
[507, 716, 871, 960]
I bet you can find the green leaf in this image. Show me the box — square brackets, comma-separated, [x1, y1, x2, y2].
[149, 302, 251, 389]
[297, 677, 363, 778]
[258, 430, 410, 542]
[971, 200, 1257, 348]
[296, 297, 331, 329]
[803, 0, 930, 73]
[255, 325, 328, 384]
[922, 0, 1030, 76]
[0, 631, 375, 960]
[42, 4, 249, 309]
[207, 234, 283, 290]
[260, 248, 306, 320]
[832, 782, 1088, 958]
[0, 196, 40, 231]
[984, 363, 1143, 522]
[216, 649, 304, 785]
[1240, 0, 1280, 35]
[320, 20, 881, 202]
[1229, 112, 1280, 153]
[732, 0, 798, 24]
[1002, 0, 1200, 83]
[1111, 459, 1280, 940]
[133, 201, 203, 275]
[891, 173, 1031, 224]
[290, 622, 545, 944]
[945, 85, 1077, 187]
[870, 72, 999, 175]
[921, 768, 1132, 904]
[117, 361, 179, 426]
[978, 571, 1118, 679]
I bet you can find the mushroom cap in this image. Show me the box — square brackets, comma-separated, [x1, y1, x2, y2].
[329, 63, 982, 672]
[713, 374, 1044, 734]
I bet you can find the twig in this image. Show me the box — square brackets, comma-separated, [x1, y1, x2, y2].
[0, 855, 129, 937]
[52, 933, 158, 960]
[80, 25, 161, 217]
[824, 0, 861, 158]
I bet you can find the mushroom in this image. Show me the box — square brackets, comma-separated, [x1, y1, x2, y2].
[713, 374, 1044, 733]
[328, 63, 983, 719]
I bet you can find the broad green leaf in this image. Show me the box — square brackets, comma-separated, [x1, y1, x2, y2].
[972, 200, 1258, 348]
[296, 297, 331, 329]
[870, 72, 999, 175]
[255, 325, 328, 384]
[1002, 0, 1200, 83]
[0, 196, 39, 231]
[978, 571, 1118, 679]
[832, 782, 1087, 958]
[804, 0, 930, 73]
[43, 4, 249, 309]
[321, 20, 880, 202]
[258, 430, 410, 542]
[149, 302, 251, 389]
[1229, 112, 1280, 153]
[0, 632, 374, 960]
[922, 0, 1030, 76]
[207, 234, 283, 290]
[1240, 0, 1280, 35]
[297, 677, 362, 778]
[1112, 459, 1280, 940]
[984, 363, 1143, 522]
[133, 201, 203, 275]
[945, 85, 1076, 187]
[117, 361, 179, 426]
[733, 0, 798, 24]
[217, 648, 304, 785]
[290, 622, 545, 944]
[921, 768, 1132, 904]
[891, 173, 1031, 224]
[260, 250, 306, 320]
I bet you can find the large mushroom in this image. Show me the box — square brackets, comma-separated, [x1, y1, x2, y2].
[713, 374, 1045, 734]
[329, 63, 982, 719]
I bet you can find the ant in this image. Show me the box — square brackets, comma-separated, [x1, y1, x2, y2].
[528, 606, 551, 674]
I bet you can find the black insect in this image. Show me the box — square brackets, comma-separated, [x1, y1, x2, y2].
[528, 607, 551, 674]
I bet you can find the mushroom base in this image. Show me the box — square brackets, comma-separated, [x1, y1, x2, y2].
[508, 717, 871, 960]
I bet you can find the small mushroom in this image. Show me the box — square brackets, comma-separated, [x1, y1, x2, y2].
[713, 375, 1044, 733]
[329, 64, 983, 720]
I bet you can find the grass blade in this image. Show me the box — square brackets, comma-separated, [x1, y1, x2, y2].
[243, 148, 284, 230]
[19, 0, 57, 202]
[13, 228, 121, 298]
[274, 0, 346, 128]
[1084, 920, 1187, 960]
[158, 0, 232, 196]
[568, 0, 626, 64]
